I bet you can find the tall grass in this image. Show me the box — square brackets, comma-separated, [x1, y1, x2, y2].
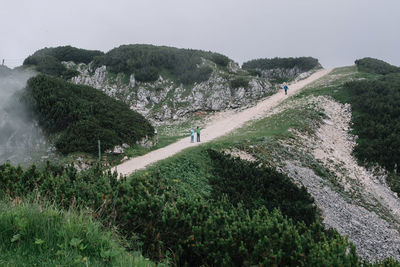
[0, 199, 155, 267]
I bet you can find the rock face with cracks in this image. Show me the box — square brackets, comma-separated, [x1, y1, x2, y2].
[65, 61, 274, 123]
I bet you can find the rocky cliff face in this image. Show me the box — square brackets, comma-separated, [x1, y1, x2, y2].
[65, 60, 275, 123]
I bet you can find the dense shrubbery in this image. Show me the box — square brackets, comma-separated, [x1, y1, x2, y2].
[116, 176, 360, 266]
[23, 46, 104, 79]
[208, 150, 317, 224]
[24, 74, 154, 154]
[344, 73, 400, 180]
[243, 56, 320, 72]
[355, 57, 400, 75]
[92, 44, 230, 84]
[24, 46, 104, 65]
[0, 149, 380, 266]
[0, 162, 117, 211]
[23, 44, 231, 84]
[345, 59, 400, 194]
[230, 76, 249, 88]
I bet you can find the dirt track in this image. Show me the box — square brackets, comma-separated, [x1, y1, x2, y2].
[113, 69, 332, 176]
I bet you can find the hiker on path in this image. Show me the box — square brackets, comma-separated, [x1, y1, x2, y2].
[196, 126, 200, 142]
[190, 128, 194, 143]
[283, 84, 289, 95]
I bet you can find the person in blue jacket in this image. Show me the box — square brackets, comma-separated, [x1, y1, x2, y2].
[283, 84, 289, 95]
[190, 128, 195, 143]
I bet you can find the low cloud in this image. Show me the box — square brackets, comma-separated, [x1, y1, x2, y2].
[0, 66, 53, 165]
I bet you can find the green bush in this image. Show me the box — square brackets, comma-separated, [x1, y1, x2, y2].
[343, 73, 400, 193]
[24, 46, 104, 65]
[243, 57, 320, 72]
[24, 74, 154, 154]
[23, 46, 103, 79]
[247, 69, 262, 77]
[180, 66, 213, 84]
[231, 76, 249, 88]
[135, 66, 160, 82]
[355, 57, 400, 75]
[92, 44, 227, 85]
[207, 150, 317, 225]
[211, 53, 230, 67]
[0, 162, 118, 211]
[114, 172, 360, 266]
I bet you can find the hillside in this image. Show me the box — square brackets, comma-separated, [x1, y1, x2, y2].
[2, 59, 400, 265]
[24, 74, 155, 155]
[24, 45, 320, 122]
[113, 61, 400, 263]
[346, 58, 400, 194]
[12, 46, 400, 264]
[242, 56, 321, 83]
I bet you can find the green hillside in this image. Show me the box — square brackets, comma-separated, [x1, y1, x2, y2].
[24, 74, 154, 154]
[23, 45, 104, 79]
[0, 155, 364, 266]
[346, 58, 400, 193]
[355, 57, 400, 75]
[91, 44, 230, 84]
[23, 44, 232, 85]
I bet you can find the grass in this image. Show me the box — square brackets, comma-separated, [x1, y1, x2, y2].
[296, 66, 382, 102]
[129, 146, 213, 199]
[0, 199, 155, 267]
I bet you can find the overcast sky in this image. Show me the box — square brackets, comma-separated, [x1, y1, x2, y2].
[1, 0, 399, 68]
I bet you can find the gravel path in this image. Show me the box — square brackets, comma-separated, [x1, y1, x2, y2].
[113, 69, 332, 176]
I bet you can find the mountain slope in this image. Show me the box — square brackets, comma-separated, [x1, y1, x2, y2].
[113, 69, 330, 175]
[24, 45, 320, 122]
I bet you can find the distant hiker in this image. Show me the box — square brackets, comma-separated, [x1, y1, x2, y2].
[190, 128, 195, 143]
[196, 126, 200, 142]
[283, 84, 289, 95]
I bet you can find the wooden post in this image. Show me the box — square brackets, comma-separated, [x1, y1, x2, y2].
[98, 139, 101, 161]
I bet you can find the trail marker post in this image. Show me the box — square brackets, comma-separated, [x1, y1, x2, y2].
[98, 139, 101, 161]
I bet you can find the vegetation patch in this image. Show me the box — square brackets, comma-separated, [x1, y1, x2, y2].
[23, 46, 104, 79]
[92, 44, 230, 84]
[24, 74, 154, 154]
[242, 57, 320, 72]
[355, 57, 400, 75]
[207, 149, 317, 224]
[230, 76, 249, 88]
[299, 61, 400, 196]
[0, 200, 153, 266]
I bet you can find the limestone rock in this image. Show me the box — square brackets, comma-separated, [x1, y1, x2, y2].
[65, 59, 276, 123]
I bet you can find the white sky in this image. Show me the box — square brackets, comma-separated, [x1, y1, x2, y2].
[1, 0, 399, 68]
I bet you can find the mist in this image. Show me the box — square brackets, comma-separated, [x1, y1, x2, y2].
[0, 66, 54, 166]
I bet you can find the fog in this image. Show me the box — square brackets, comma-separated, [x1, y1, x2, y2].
[1, 0, 400, 69]
[0, 66, 53, 165]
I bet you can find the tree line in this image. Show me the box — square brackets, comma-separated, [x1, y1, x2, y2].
[242, 57, 320, 72]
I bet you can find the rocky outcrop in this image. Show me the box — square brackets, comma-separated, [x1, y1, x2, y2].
[65, 60, 274, 123]
[67, 62, 134, 99]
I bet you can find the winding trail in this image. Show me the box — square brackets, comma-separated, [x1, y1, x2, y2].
[113, 68, 332, 176]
